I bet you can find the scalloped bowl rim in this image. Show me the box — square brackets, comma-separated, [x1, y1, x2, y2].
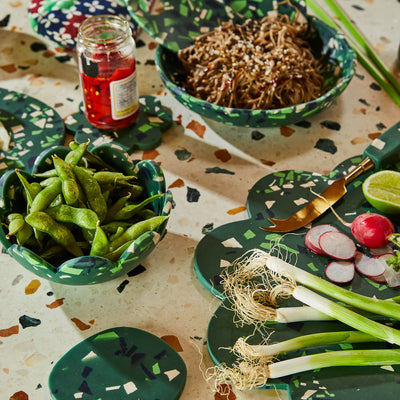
[0, 144, 172, 285]
[155, 16, 356, 127]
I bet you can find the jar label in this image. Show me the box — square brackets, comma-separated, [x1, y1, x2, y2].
[110, 72, 139, 120]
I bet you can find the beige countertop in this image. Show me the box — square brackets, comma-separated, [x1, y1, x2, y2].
[1, 1, 400, 399]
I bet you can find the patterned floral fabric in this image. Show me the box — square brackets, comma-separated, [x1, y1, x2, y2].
[28, 0, 154, 49]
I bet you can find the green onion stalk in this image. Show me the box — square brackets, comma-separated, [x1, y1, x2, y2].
[233, 330, 383, 360]
[222, 249, 400, 345]
[210, 349, 400, 391]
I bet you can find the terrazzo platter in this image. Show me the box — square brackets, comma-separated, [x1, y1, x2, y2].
[48, 326, 187, 400]
[194, 121, 400, 399]
[0, 89, 186, 398]
[125, 0, 356, 127]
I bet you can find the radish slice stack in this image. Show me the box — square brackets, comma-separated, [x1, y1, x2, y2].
[305, 224, 340, 254]
[305, 224, 398, 286]
[354, 252, 386, 282]
[319, 231, 357, 260]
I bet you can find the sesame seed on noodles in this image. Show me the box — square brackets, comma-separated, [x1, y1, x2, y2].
[177, 13, 325, 110]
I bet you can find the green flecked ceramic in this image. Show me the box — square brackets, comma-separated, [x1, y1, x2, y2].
[0, 87, 65, 175]
[207, 301, 400, 400]
[125, 0, 307, 53]
[125, 0, 355, 127]
[66, 96, 173, 152]
[49, 326, 187, 399]
[194, 121, 400, 299]
[0, 144, 173, 285]
[154, 16, 355, 128]
[196, 122, 400, 398]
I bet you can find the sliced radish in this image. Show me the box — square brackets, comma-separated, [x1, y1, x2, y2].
[318, 231, 357, 260]
[325, 260, 355, 283]
[354, 251, 386, 279]
[369, 245, 394, 256]
[368, 254, 393, 284]
[305, 224, 340, 255]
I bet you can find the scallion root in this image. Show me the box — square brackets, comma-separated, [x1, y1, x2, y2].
[222, 249, 400, 345]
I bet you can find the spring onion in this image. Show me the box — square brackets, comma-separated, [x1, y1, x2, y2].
[233, 330, 383, 359]
[222, 249, 400, 344]
[243, 296, 400, 324]
[211, 349, 400, 391]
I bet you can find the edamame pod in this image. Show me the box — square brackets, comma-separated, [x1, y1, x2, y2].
[25, 211, 84, 257]
[90, 223, 109, 257]
[39, 176, 61, 187]
[93, 171, 137, 186]
[73, 165, 108, 222]
[53, 155, 80, 205]
[16, 223, 34, 246]
[45, 204, 99, 230]
[104, 194, 131, 223]
[137, 208, 156, 220]
[109, 226, 125, 242]
[33, 168, 58, 178]
[113, 194, 163, 220]
[30, 179, 62, 213]
[109, 215, 168, 251]
[103, 239, 134, 261]
[15, 169, 42, 206]
[6, 213, 25, 238]
[69, 141, 116, 171]
[101, 221, 133, 233]
[118, 184, 144, 199]
[65, 140, 89, 166]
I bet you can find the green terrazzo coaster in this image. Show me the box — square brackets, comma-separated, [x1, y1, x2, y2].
[0, 87, 65, 175]
[49, 326, 187, 399]
[65, 96, 172, 152]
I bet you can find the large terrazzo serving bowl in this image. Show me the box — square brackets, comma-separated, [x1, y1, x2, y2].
[0, 144, 172, 285]
[149, 1, 356, 128]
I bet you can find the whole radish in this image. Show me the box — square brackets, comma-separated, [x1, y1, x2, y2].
[350, 213, 395, 249]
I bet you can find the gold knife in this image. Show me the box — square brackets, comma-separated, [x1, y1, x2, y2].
[261, 121, 400, 232]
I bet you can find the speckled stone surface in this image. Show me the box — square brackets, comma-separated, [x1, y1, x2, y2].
[1, 1, 400, 399]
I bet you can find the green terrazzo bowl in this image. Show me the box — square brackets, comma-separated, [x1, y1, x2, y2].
[128, 0, 356, 127]
[0, 144, 172, 285]
[154, 16, 355, 128]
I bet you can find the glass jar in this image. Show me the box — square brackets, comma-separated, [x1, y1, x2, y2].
[77, 15, 140, 130]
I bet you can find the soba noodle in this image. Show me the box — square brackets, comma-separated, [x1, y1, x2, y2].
[177, 13, 325, 110]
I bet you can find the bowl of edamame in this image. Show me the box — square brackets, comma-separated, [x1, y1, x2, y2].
[0, 142, 173, 285]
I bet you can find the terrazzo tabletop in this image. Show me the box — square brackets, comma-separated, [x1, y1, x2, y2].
[1, 1, 400, 399]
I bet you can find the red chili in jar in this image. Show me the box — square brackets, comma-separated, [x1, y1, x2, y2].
[77, 15, 140, 130]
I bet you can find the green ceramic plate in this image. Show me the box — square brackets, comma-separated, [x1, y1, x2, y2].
[49, 326, 187, 399]
[193, 153, 400, 299]
[207, 301, 400, 400]
[194, 122, 400, 398]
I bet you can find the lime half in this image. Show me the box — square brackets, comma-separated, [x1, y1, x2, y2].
[362, 170, 400, 214]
